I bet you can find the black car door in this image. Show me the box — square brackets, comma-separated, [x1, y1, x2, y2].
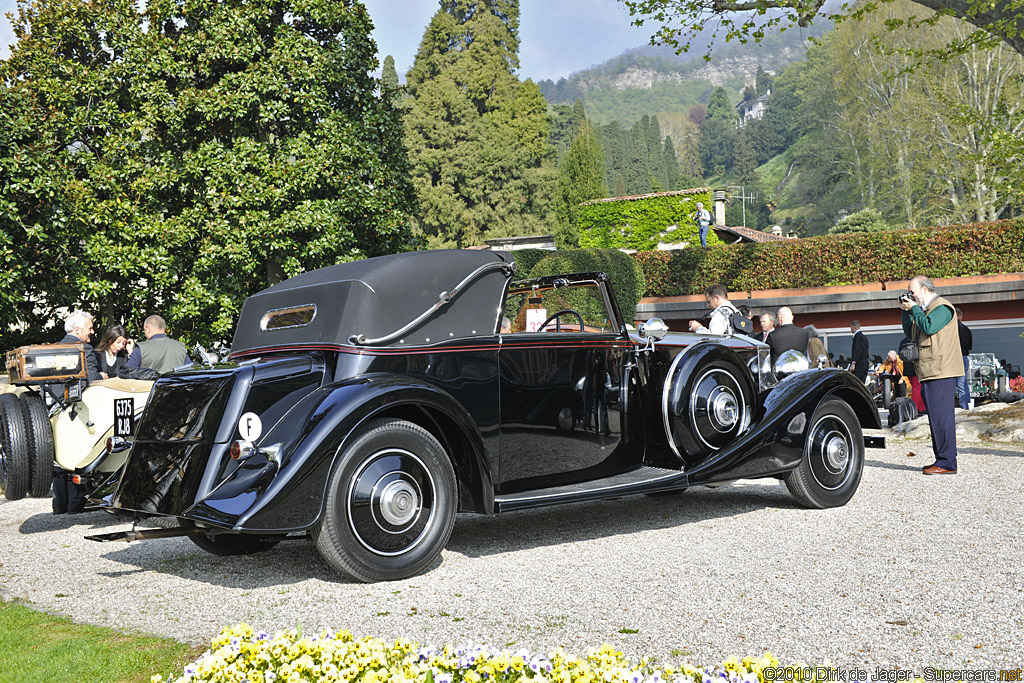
[496, 281, 637, 491]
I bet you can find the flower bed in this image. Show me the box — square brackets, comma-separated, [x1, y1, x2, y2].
[150, 624, 783, 683]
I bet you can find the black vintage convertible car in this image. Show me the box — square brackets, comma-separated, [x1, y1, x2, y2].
[90, 250, 883, 581]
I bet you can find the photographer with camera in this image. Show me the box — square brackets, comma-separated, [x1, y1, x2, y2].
[693, 202, 712, 248]
[900, 276, 963, 475]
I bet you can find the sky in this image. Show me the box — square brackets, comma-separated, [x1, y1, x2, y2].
[0, 0, 659, 82]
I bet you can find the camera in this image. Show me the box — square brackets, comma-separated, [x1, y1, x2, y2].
[898, 292, 915, 304]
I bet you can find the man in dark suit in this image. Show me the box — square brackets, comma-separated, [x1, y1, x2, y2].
[757, 312, 776, 343]
[850, 320, 869, 382]
[54, 310, 101, 514]
[768, 307, 810, 363]
[60, 310, 101, 381]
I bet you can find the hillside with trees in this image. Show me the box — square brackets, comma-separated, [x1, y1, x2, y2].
[542, 0, 1023, 236]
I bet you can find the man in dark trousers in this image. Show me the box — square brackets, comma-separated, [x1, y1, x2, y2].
[956, 308, 973, 410]
[138, 314, 190, 374]
[902, 276, 962, 474]
[849, 320, 869, 382]
[768, 306, 810, 364]
[53, 310, 101, 514]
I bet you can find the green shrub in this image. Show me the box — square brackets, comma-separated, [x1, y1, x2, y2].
[634, 219, 1024, 296]
[828, 208, 891, 234]
[507, 249, 551, 279]
[578, 189, 717, 250]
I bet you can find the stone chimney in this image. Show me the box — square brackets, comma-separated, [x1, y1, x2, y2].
[713, 190, 727, 226]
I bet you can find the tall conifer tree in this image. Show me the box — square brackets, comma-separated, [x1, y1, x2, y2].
[403, 0, 553, 247]
[556, 118, 607, 247]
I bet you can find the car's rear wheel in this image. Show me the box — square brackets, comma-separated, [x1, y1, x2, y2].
[314, 418, 457, 582]
[784, 399, 864, 509]
[18, 393, 55, 498]
[0, 393, 31, 501]
[190, 532, 281, 556]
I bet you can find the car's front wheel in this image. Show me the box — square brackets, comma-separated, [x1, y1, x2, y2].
[314, 418, 457, 582]
[784, 399, 864, 509]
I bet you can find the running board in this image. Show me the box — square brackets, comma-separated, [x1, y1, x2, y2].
[494, 466, 687, 512]
[865, 436, 886, 449]
[85, 527, 201, 543]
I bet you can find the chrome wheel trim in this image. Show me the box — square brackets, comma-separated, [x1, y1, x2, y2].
[347, 448, 436, 557]
[808, 416, 855, 491]
[661, 347, 696, 460]
[689, 368, 747, 450]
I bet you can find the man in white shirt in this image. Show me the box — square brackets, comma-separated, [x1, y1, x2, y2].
[688, 284, 738, 335]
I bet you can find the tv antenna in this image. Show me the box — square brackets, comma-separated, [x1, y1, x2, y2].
[726, 185, 757, 228]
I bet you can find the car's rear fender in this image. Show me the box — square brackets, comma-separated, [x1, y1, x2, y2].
[190, 375, 492, 533]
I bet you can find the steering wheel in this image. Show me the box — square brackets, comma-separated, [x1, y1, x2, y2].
[539, 309, 585, 332]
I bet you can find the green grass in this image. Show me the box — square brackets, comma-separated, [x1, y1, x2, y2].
[0, 600, 200, 683]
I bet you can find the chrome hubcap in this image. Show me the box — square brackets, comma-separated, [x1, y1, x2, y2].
[711, 389, 738, 429]
[376, 479, 420, 527]
[824, 433, 849, 471]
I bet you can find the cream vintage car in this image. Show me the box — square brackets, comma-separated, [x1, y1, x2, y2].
[1, 343, 153, 503]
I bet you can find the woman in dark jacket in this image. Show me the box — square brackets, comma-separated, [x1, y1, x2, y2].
[94, 324, 142, 379]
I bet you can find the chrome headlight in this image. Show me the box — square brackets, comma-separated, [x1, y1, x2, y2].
[774, 350, 810, 379]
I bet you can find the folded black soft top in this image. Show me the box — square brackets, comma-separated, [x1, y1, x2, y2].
[231, 249, 514, 353]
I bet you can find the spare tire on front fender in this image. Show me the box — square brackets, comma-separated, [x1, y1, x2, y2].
[662, 343, 756, 467]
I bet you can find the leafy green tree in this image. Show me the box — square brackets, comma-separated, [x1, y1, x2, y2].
[699, 88, 736, 176]
[621, 0, 1024, 61]
[755, 67, 774, 96]
[382, 55, 400, 91]
[732, 135, 759, 184]
[663, 136, 683, 189]
[626, 118, 650, 194]
[0, 0, 137, 344]
[1, 0, 416, 348]
[404, 0, 554, 248]
[549, 99, 588, 156]
[792, 0, 1023, 228]
[555, 120, 608, 247]
[600, 121, 629, 196]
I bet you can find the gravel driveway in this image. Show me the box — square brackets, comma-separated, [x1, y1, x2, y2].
[2, 434, 1022, 671]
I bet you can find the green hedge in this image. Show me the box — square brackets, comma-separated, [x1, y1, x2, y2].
[518, 249, 647, 325]
[578, 189, 718, 250]
[507, 249, 551, 279]
[633, 219, 1024, 297]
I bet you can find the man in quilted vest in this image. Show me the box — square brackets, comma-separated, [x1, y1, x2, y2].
[901, 276, 963, 474]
